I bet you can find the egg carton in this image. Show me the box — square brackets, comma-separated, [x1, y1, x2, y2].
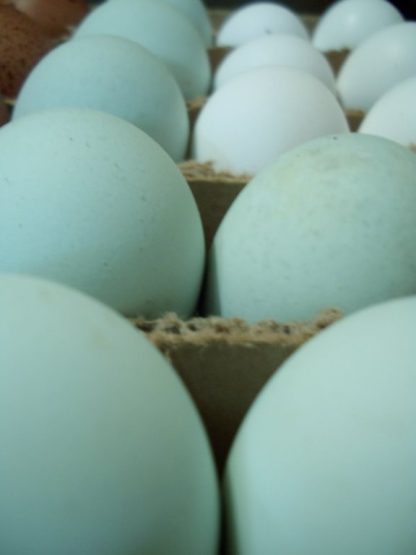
[0, 6, 366, 473]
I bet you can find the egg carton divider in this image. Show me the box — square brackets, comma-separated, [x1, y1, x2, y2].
[132, 309, 342, 472]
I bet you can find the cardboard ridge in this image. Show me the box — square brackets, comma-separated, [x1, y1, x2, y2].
[133, 309, 342, 471]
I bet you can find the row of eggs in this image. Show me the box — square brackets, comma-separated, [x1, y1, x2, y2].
[2, 106, 416, 322]
[3, 0, 416, 175]
[1, 1, 416, 554]
[2, 273, 415, 555]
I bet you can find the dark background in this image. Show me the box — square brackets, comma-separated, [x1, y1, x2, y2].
[203, 0, 415, 18]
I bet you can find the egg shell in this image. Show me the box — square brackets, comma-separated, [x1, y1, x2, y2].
[216, 2, 309, 46]
[107, 0, 213, 45]
[0, 6, 54, 97]
[359, 76, 416, 148]
[224, 295, 416, 555]
[75, 0, 211, 100]
[214, 33, 336, 93]
[164, 0, 213, 46]
[312, 0, 403, 52]
[0, 108, 205, 317]
[13, 34, 189, 161]
[12, 0, 88, 35]
[0, 273, 219, 555]
[337, 22, 416, 111]
[193, 66, 348, 175]
[204, 133, 416, 322]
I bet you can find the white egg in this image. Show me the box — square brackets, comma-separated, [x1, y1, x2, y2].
[0, 274, 219, 555]
[214, 34, 336, 93]
[13, 35, 189, 162]
[216, 2, 309, 47]
[224, 295, 416, 555]
[0, 108, 205, 317]
[204, 133, 416, 322]
[74, 0, 211, 100]
[193, 66, 348, 175]
[312, 0, 403, 52]
[337, 22, 416, 111]
[359, 76, 416, 148]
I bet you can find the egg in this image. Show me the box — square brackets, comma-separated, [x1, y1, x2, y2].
[204, 133, 416, 322]
[193, 66, 348, 175]
[0, 108, 205, 317]
[154, 0, 213, 46]
[0, 273, 220, 555]
[13, 35, 189, 161]
[312, 0, 403, 52]
[214, 34, 336, 93]
[337, 22, 416, 111]
[11, 0, 88, 35]
[359, 76, 416, 148]
[224, 295, 416, 555]
[75, 0, 211, 100]
[0, 5, 54, 98]
[216, 2, 309, 47]
[107, 0, 213, 45]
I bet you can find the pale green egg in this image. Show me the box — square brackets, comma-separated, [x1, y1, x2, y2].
[205, 133, 416, 322]
[0, 108, 205, 318]
[0, 274, 220, 555]
[224, 296, 416, 555]
[13, 35, 190, 162]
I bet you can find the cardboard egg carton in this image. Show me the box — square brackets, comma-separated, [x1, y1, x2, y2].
[133, 310, 341, 471]
[1, 6, 346, 472]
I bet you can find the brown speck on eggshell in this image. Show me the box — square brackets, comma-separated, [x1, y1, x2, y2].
[11, 0, 89, 36]
[0, 6, 55, 98]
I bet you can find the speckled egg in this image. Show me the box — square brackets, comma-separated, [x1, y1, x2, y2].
[0, 108, 205, 318]
[13, 35, 189, 161]
[204, 133, 416, 322]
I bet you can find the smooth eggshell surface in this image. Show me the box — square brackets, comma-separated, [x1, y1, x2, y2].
[214, 34, 336, 93]
[107, 0, 213, 46]
[0, 108, 205, 318]
[337, 22, 416, 111]
[359, 76, 416, 148]
[216, 2, 309, 47]
[204, 133, 416, 322]
[224, 296, 416, 555]
[75, 0, 211, 100]
[13, 35, 189, 161]
[193, 66, 348, 175]
[0, 274, 219, 555]
[312, 0, 403, 52]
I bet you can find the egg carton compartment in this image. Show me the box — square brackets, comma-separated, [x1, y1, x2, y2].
[133, 309, 341, 471]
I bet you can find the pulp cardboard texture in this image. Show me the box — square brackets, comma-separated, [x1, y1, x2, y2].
[136, 10, 351, 471]
[134, 310, 341, 471]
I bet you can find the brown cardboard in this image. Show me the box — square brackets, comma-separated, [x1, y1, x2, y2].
[179, 160, 249, 248]
[133, 309, 341, 471]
